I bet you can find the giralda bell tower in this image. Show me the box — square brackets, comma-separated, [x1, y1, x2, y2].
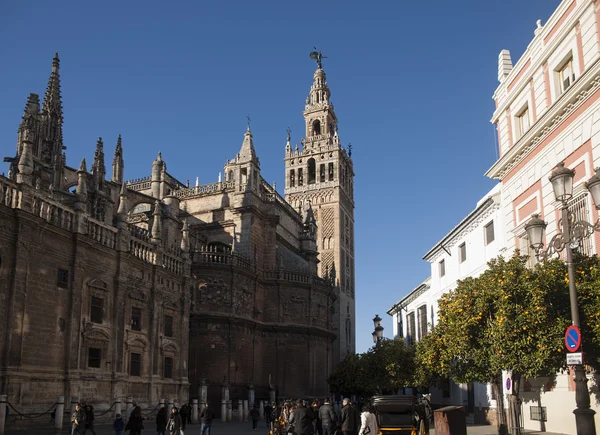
[284, 52, 355, 363]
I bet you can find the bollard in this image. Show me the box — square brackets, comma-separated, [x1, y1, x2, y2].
[259, 400, 264, 420]
[114, 398, 122, 421]
[126, 396, 133, 420]
[159, 398, 165, 409]
[238, 400, 244, 421]
[221, 400, 227, 422]
[0, 395, 7, 435]
[192, 399, 199, 424]
[54, 396, 65, 433]
[167, 398, 174, 418]
[226, 400, 232, 421]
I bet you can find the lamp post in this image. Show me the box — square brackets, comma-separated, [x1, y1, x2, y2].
[524, 162, 600, 435]
[372, 314, 384, 346]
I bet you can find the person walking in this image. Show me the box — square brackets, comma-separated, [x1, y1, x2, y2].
[199, 402, 214, 435]
[318, 398, 337, 435]
[250, 405, 260, 431]
[340, 398, 357, 435]
[113, 414, 125, 435]
[179, 403, 189, 431]
[358, 404, 378, 435]
[264, 402, 273, 428]
[83, 404, 97, 435]
[126, 406, 144, 435]
[156, 407, 167, 435]
[288, 399, 314, 435]
[71, 403, 86, 435]
[167, 406, 183, 435]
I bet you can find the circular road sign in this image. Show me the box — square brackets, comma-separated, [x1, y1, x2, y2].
[506, 377, 511, 391]
[564, 325, 582, 353]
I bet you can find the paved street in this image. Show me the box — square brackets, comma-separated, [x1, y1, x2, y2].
[3, 422, 567, 435]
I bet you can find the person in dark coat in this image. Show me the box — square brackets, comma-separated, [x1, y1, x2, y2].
[125, 406, 144, 435]
[179, 404, 189, 431]
[156, 407, 167, 435]
[83, 404, 97, 435]
[199, 402, 214, 435]
[167, 407, 183, 435]
[340, 398, 357, 435]
[250, 405, 260, 430]
[288, 399, 314, 435]
[319, 398, 337, 435]
[113, 414, 125, 435]
[264, 403, 273, 428]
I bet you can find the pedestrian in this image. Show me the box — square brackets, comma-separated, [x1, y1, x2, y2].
[199, 402, 214, 435]
[340, 398, 357, 435]
[156, 407, 167, 435]
[358, 404, 378, 435]
[125, 406, 144, 435]
[264, 402, 273, 428]
[71, 403, 86, 435]
[288, 399, 314, 435]
[167, 406, 183, 435]
[311, 400, 322, 435]
[126, 401, 137, 423]
[179, 403, 189, 431]
[319, 398, 337, 435]
[113, 413, 125, 435]
[250, 405, 260, 431]
[83, 404, 97, 435]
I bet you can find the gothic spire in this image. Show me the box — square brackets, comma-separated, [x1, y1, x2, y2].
[112, 134, 124, 183]
[92, 137, 106, 186]
[42, 52, 63, 122]
[238, 125, 257, 163]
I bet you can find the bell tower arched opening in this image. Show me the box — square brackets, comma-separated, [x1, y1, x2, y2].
[312, 120, 321, 136]
[308, 158, 316, 184]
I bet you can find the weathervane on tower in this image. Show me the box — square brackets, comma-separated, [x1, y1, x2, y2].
[246, 114, 251, 129]
[309, 47, 327, 69]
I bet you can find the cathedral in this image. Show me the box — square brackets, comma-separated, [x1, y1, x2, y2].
[0, 53, 355, 414]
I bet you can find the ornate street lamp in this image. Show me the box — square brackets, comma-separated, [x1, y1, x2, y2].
[524, 162, 599, 435]
[372, 314, 384, 345]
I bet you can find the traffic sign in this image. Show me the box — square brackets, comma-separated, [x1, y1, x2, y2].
[567, 352, 583, 365]
[565, 325, 582, 353]
[506, 377, 511, 391]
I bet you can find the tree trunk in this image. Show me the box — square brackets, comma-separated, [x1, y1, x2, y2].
[508, 372, 522, 435]
[493, 380, 508, 435]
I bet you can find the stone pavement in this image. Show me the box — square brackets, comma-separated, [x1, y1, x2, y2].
[3, 422, 569, 435]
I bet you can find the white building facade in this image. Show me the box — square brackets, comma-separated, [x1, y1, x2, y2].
[487, 0, 600, 433]
[388, 185, 504, 424]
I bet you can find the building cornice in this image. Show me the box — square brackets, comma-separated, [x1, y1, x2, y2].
[491, 0, 585, 118]
[387, 278, 431, 316]
[486, 58, 600, 180]
[423, 195, 500, 262]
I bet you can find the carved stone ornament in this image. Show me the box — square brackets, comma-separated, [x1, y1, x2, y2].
[87, 278, 109, 292]
[82, 322, 110, 341]
[125, 335, 148, 350]
[160, 338, 180, 356]
[127, 286, 147, 302]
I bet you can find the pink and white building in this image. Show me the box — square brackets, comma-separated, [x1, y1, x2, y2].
[487, 0, 600, 432]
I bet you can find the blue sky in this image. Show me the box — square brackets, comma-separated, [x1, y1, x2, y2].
[0, 0, 561, 353]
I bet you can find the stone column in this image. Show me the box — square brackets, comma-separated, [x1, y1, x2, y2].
[167, 398, 174, 418]
[114, 398, 122, 420]
[0, 395, 7, 435]
[243, 400, 249, 421]
[238, 400, 244, 421]
[221, 400, 227, 422]
[159, 398, 165, 409]
[192, 399, 199, 424]
[199, 378, 207, 414]
[54, 396, 65, 433]
[259, 400, 264, 420]
[126, 397, 133, 418]
[248, 382, 255, 409]
[226, 400, 232, 421]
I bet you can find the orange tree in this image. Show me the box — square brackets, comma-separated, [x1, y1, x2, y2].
[572, 253, 600, 367]
[414, 253, 579, 435]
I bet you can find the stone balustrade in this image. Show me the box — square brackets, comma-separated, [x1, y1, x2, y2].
[260, 178, 301, 220]
[87, 217, 118, 249]
[173, 181, 235, 199]
[0, 177, 19, 208]
[130, 238, 156, 264]
[162, 251, 183, 275]
[31, 193, 75, 232]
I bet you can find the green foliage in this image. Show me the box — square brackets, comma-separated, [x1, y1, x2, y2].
[328, 339, 415, 396]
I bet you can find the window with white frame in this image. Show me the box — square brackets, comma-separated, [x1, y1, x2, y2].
[485, 221, 495, 245]
[516, 105, 530, 139]
[439, 259, 446, 277]
[406, 312, 416, 345]
[459, 243, 467, 263]
[557, 56, 575, 95]
[417, 305, 428, 340]
[568, 193, 593, 256]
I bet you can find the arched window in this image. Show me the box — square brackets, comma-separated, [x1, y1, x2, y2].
[307, 158, 316, 184]
[228, 170, 233, 181]
[312, 120, 321, 136]
[289, 169, 295, 187]
[328, 163, 334, 181]
[298, 168, 304, 186]
[320, 164, 326, 182]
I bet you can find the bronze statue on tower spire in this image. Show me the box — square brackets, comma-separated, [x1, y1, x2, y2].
[309, 47, 327, 69]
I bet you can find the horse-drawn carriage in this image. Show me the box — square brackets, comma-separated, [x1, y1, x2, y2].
[371, 395, 432, 435]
